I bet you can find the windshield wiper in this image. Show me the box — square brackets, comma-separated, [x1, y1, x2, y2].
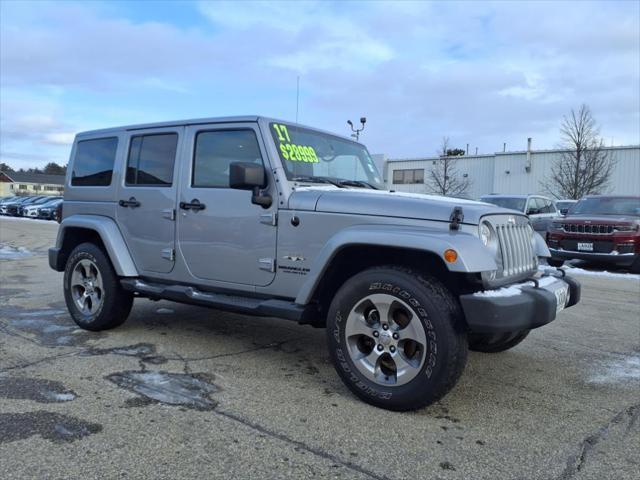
[292, 176, 380, 190]
[291, 176, 346, 188]
[335, 179, 380, 190]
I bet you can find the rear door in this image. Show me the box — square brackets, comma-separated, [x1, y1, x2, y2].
[177, 123, 277, 286]
[116, 127, 182, 274]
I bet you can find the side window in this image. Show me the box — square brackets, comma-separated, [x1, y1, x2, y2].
[392, 169, 424, 184]
[545, 199, 557, 214]
[533, 198, 546, 213]
[126, 133, 178, 186]
[71, 137, 118, 186]
[193, 130, 263, 188]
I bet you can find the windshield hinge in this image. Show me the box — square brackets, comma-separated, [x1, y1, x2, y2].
[449, 207, 464, 231]
[260, 212, 277, 226]
[161, 248, 175, 261]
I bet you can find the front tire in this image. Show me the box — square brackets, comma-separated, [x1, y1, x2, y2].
[63, 242, 133, 331]
[468, 330, 530, 353]
[326, 266, 467, 411]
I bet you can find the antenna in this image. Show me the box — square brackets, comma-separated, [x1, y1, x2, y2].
[295, 76, 300, 124]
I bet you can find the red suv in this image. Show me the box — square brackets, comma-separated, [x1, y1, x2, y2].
[546, 195, 640, 272]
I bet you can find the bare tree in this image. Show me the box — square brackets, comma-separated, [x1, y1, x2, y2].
[428, 137, 472, 197]
[545, 104, 615, 199]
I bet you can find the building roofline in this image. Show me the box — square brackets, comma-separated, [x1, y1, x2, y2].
[385, 144, 639, 163]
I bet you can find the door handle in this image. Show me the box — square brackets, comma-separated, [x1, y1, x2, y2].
[119, 197, 141, 208]
[179, 199, 206, 211]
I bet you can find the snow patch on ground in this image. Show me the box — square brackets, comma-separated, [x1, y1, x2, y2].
[0, 216, 57, 224]
[156, 308, 175, 314]
[0, 244, 32, 259]
[43, 391, 76, 402]
[539, 265, 640, 281]
[589, 355, 640, 384]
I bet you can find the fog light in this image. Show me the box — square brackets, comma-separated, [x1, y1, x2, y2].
[444, 249, 458, 263]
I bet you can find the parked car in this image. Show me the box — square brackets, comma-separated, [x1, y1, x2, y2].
[21, 196, 61, 217]
[546, 195, 640, 272]
[49, 116, 580, 411]
[0, 196, 19, 214]
[556, 199, 578, 216]
[480, 194, 558, 235]
[36, 198, 64, 220]
[4, 196, 45, 216]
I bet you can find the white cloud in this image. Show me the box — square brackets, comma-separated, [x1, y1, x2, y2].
[43, 133, 75, 145]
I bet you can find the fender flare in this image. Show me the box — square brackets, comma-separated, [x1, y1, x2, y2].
[55, 215, 138, 276]
[295, 224, 497, 304]
[533, 231, 551, 257]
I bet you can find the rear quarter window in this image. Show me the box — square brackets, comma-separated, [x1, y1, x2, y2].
[71, 137, 118, 186]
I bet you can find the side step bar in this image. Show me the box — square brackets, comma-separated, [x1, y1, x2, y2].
[120, 279, 307, 322]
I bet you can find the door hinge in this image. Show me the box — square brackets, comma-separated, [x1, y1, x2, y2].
[258, 257, 275, 273]
[260, 212, 277, 226]
[161, 248, 175, 261]
[162, 208, 176, 221]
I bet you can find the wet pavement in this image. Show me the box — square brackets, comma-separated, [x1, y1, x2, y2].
[1, 217, 639, 479]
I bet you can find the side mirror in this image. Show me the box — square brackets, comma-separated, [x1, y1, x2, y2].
[527, 208, 539, 215]
[559, 208, 568, 216]
[229, 162, 271, 208]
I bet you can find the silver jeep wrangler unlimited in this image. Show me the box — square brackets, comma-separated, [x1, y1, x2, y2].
[49, 116, 580, 411]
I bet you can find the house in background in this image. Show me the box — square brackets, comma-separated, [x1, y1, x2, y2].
[0, 172, 65, 197]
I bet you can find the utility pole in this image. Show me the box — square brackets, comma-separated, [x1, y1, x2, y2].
[347, 117, 366, 141]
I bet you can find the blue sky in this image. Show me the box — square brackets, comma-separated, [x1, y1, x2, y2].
[1, 0, 639, 169]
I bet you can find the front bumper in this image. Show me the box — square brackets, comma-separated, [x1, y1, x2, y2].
[459, 272, 581, 334]
[549, 248, 638, 267]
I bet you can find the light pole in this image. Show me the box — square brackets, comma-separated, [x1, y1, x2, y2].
[347, 117, 366, 141]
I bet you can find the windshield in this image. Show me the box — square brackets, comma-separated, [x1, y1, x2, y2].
[556, 201, 575, 210]
[570, 197, 640, 216]
[481, 197, 526, 212]
[269, 122, 384, 189]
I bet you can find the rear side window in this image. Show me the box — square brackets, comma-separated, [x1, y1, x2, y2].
[71, 137, 118, 186]
[126, 133, 178, 186]
[192, 130, 263, 188]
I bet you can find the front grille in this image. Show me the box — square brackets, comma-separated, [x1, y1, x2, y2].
[563, 224, 613, 234]
[488, 219, 537, 277]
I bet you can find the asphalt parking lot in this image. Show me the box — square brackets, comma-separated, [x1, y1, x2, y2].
[1, 217, 638, 480]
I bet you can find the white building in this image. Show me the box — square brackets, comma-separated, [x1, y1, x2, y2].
[379, 145, 639, 199]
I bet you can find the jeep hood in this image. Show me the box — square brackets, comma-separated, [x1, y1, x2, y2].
[287, 187, 519, 225]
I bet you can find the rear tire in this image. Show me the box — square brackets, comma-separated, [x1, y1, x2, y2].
[547, 258, 564, 267]
[63, 242, 133, 331]
[468, 330, 530, 353]
[326, 266, 467, 411]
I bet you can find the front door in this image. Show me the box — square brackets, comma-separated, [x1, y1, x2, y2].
[116, 127, 182, 274]
[177, 123, 277, 286]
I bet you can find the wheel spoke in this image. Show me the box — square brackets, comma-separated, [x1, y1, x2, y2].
[70, 269, 85, 288]
[398, 315, 427, 347]
[88, 292, 100, 311]
[392, 350, 417, 372]
[368, 294, 392, 325]
[345, 312, 375, 339]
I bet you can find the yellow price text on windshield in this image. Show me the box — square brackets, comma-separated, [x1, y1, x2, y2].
[272, 123, 319, 163]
